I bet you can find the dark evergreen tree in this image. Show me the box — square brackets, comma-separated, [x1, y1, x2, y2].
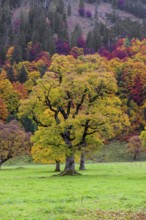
[67, 3, 71, 16]
[70, 24, 82, 48]
[18, 65, 28, 83]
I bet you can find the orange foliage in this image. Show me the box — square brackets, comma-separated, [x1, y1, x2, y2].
[13, 82, 28, 99]
[0, 97, 8, 121]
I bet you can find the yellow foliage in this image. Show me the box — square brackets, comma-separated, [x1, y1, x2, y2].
[19, 54, 130, 162]
[6, 46, 14, 61]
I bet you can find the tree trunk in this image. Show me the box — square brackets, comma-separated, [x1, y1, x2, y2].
[133, 154, 137, 161]
[0, 159, 6, 169]
[79, 152, 85, 170]
[54, 160, 61, 172]
[60, 154, 80, 176]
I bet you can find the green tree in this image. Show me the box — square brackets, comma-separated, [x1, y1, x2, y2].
[91, 24, 102, 50]
[19, 54, 130, 175]
[70, 24, 82, 48]
[86, 31, 93, 48]
[31, 128, 66, 172]
[67, 3, 71, 16]
[17, 64, 28, 83]
[79, 0, 84, 8]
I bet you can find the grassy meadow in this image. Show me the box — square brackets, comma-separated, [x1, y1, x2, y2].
[0, 162, 146, 220]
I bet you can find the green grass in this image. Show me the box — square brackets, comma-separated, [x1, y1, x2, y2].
[0, 162, 146, 220]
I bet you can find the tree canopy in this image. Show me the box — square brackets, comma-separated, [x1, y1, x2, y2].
[0, 120, 31, 167]
[19, 54, 130, 175]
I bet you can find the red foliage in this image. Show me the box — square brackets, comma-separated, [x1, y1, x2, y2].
[129, 74, 145, 106]
[100, 49, 112, 60]
[77, 36, 86, 48]
[112, 48, 128, 59]
[115, 38, 125, 47]
[34, 51, 51, 67]
[56, 40, 70, 55]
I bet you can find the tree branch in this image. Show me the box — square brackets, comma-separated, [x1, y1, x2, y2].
[77, 119, 89, 149]
[59, 106, 68, 120]
[32, 114, 48, 127]
[86, 130, 98, 135]
[43, 96, 60, 124]
[88, 81, 104, 103]
[67, 91, 72, 116]
[73, 89, 87, 118]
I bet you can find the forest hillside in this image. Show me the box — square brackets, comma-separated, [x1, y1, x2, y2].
[1, 0, 146, 63]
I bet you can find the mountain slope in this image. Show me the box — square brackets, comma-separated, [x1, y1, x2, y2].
[0, 0, 146, 64]
[65, 0, 143, 38]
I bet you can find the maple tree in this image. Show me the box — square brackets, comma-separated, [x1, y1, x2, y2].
[31, 126, 66, 172]
[129, 74, 145, 106]
[56, 40, 70, 55]
[0, 74, 19, 118]
[69, 46, 84, 58]
[0, 97, 8, 121]
[19, 54, 129, 175]
[0, 120, 31, 167]
[140, 129, 146, 149]
[6, 46, 15, 62]
[13, 82, 28, 99]
[31, 145, 64, 172]
[106, 40, 146, 133]
[127, 135, 143, 160]
[31, 124, 81, 171]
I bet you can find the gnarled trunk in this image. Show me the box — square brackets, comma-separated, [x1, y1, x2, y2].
[79, 152, 85, 170]
[54, 160, 61, 172]
[60, 154, 80, 176]
[60, 132, 81, 176]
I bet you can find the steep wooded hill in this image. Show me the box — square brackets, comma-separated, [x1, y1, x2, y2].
[0, 0, 146, 63]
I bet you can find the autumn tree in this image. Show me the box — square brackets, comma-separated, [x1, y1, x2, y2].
[127, 135, 143, 160]
[0, 120, 31, 168]
[6, 46, 14, 64]
[31, 123, 80, 171]
[140, 129, 146, 151]
[31, 126, 66, 172]
[107, 42, 146, 133]
[13, 82, 28, 99]
[0, 75, 19, 117]
[31, 145, 64, 172]
[19, 54, 129, 175]
[0, 97, 8, 121]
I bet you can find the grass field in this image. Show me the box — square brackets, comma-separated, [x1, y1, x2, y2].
[0, 162, 146, 220]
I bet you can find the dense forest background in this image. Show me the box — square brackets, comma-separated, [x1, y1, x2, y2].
[1, 0, 146, 166]
[1, 0, 146, 63]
